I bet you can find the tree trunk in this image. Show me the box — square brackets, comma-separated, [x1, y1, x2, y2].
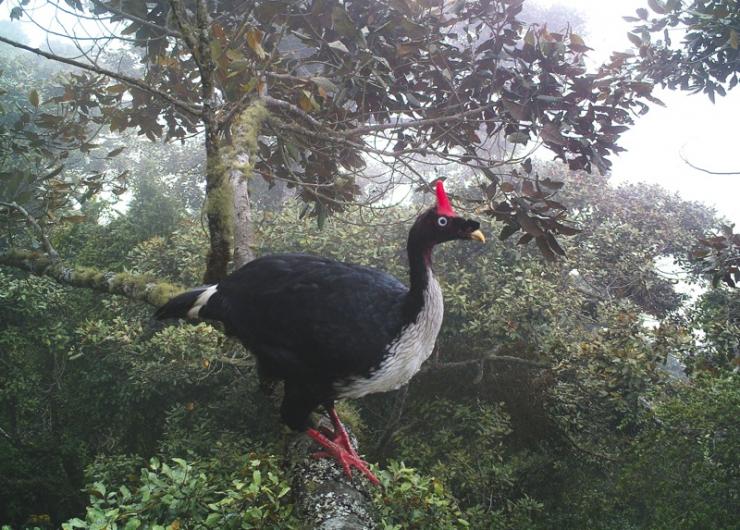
[203, 134, 234, 284]
[231, 165, 255, 269]
[203, 102, 268, 280]
[286, 415, 378, 529]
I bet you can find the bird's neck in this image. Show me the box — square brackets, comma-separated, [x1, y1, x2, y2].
[403, 236, 434, 323]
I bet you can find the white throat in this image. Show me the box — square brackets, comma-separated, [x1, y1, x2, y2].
[337, 268, 444, 399]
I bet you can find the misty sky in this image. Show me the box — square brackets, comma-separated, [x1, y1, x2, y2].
[531, 0, 739, 226]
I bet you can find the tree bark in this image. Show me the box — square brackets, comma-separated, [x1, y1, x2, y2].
[286, 415, 378, 529]
[203, 136, 234, 284]
[222, 101, 269, 270]
[0, 251, 182, 307]
[231, 166, 255, 269]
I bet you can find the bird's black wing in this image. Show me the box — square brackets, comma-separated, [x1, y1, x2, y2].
[209, 253, 408, 380]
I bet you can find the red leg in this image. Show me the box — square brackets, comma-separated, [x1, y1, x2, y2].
[306, 408, 380, 486]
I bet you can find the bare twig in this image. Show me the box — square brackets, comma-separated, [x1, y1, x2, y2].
[425, 353, 550, 372]
[679, 145, 740, 175]
[375, 385, 410, 459]
[0, 202, 59, 261]
[89, 0, 183, 39]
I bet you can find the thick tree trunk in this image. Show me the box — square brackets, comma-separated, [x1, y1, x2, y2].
[203, 102, 268, 280]
[286, 415, 378, 529]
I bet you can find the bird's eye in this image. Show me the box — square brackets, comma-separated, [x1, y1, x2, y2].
[437, 216, 448, 227]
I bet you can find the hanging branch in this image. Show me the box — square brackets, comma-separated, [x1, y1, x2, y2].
[679, 146, 740, 175]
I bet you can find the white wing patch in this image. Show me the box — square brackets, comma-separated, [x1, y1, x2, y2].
[187, 285, 217, 319]
[337, 272, 443, 399]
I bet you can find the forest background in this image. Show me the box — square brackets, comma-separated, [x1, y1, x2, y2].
[0, 0, 738, 528]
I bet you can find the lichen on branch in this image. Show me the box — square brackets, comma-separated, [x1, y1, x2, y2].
[0, 250, 183, 307]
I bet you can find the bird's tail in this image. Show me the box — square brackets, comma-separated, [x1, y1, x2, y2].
[154, 285, 217, 320]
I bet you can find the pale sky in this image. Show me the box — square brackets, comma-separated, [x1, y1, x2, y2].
[530, 0, 739, 226]
[2, 0, 738, 225]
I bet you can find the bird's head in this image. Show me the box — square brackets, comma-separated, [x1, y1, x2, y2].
[409, 180, 485, 249]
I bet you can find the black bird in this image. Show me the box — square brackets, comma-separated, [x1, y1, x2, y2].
[155, 181, 485, 484]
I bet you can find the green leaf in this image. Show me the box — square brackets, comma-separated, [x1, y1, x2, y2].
[627, 32, 644, 47]
[327, 40, 350, 54]
[204, 513, 221, 527]
[106, 147, 125, 158]
[523, 27, 535, 47]
[124, 518, 142, 530]
[311, 76, 338, 95]
[506, 132, 529, 145]
[647, 0, 667, 14]
[29, 89, 40, 108]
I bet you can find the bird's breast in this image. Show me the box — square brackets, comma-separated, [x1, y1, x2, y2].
[336, 274, 443, 399]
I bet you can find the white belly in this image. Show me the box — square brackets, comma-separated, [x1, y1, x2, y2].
[337, 274, 443, 399]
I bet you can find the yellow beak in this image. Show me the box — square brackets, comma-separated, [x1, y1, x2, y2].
[469, 229, 486, 243]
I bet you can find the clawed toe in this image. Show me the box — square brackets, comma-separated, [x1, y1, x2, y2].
[306, 428, 380, 485]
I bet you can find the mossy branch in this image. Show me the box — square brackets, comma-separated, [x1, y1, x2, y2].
[0, 250, 183, 307]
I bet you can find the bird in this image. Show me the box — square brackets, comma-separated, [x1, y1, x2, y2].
[154, 180, 485, 484]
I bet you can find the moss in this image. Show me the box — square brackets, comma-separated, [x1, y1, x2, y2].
[108, 272, 136, 290]
[228, 101, 268, 174]
[205, 170, 235, 244]
[336, 401, 365, 437]
[7, 249, 43, 260]
[205, 101, 269, 248]
[150, 283, 184, 307]
[73, 267, 103, 283]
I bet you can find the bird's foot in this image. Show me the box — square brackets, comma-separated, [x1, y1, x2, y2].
[306, 428, 380, 486]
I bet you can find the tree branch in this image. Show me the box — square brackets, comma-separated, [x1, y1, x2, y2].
[286, 415, 377, 529]
[679, 147, 740, 175]
[337, 103, 496, 136]
[0, 202, 59, 261]
[89, 0, 182, 39]
[424, 353, 550, 372]
[167, 0, 200, 63]
[0, 34, 202, 118]
[0, 250, 182, 307]
[260, 95, 323, 128]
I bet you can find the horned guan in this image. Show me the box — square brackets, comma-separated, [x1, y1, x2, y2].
[154, 181, 485, 484]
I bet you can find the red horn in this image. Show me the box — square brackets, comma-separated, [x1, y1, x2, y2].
[435, 180, 456, 217]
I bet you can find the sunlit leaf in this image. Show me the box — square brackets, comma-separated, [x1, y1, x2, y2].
[246, 29, 267, 59]
[327, 40, 350, 54]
